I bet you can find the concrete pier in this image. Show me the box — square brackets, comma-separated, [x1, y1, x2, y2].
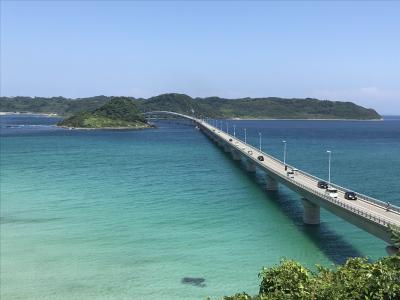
[231, 150, 241, 161]
[246, 159, 256, 172]
[265, 175, 278, 191]
[223, 144, 231, 153]
[302, 198, 320, 225]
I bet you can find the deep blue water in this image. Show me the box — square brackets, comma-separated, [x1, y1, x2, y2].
[1, 114, 399, 300]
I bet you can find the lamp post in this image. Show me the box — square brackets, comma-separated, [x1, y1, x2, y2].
[226, 122, 229, 134]
[283, 140, 287, 165]
[327, 150, 332, 185]
[259, 132, 262, 151]
[244, 128, 247, 143]
[233, 125, 236, 137]
[220, 120, 223, 130]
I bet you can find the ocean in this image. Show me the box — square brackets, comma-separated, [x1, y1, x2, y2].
[1, 114, 399, 300]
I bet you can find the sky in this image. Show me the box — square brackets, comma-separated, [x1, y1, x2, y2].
[1, 1, 399, 114]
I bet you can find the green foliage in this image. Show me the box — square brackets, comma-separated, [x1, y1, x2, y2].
[57, 97, 148, 128]
[1, 94, 381, 120]
[218, 256, 400, 300]
[389, 225, 400, 248]
[259, 260, 312, 299]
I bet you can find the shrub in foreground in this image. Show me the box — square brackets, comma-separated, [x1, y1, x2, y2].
[218, 255, 400, 300]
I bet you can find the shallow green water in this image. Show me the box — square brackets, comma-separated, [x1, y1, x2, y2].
[1, 115, 399, 299]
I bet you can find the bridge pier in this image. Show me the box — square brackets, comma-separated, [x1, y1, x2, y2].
[231, 150, 241, 161]
[223, 144, 231, 153]
[246, 159, 256, 172]
[301, 198, 320, 225]
[265, 175, 278, 191]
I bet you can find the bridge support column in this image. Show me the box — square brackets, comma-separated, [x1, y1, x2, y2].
[265, 175, 278, 191]
[223, 144, 231, 153]
[301, 198, 320, 225]
[246, 159, 256, 172]
[231, 150, 241, 161]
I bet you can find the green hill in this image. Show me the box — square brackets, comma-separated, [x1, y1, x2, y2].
[57, 97, 150, 129]
[0, 93, 382, 120]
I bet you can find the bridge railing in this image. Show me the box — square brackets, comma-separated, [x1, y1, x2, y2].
[200, 121, 400, 216]
[285, 177, 398, 227]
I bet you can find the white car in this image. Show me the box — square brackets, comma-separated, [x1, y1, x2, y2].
[286, 171, 295, 179]
[325, 187, 338, 199]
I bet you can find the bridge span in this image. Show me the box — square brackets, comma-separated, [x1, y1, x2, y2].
[144, 111, 400, 246]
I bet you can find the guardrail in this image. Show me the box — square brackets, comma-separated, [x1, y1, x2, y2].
[199, 121, 400, 221]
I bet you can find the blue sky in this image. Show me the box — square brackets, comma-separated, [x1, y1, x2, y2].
[1, 1, 399, 114]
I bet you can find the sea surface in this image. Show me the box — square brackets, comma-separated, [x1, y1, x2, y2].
[1, 114, 400, 300]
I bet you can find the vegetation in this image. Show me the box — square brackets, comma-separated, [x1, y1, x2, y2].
[1, 93, 381, 120]
[218, 227, 400, 300]
[57, 97, 149, 129]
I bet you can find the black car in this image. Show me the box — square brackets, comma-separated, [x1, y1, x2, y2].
[317, 181, 328, 189]
[229, 138, 233, 142]
[257, 155, 264, 161]
[344, 191, 357, 200]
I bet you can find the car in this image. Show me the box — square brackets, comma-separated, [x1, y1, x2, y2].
[344, 191, 357, 200]
[317, 181, 328, 189]
[287, 171, 295, 179]
[257, 155, 264, 161]
[248, 150, 253, 155]
[325, 187, 338, 198]
[291, 168, 299, 174]
[229, 138, 233, 142]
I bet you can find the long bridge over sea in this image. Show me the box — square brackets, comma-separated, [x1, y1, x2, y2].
[144, 111, 400, 249]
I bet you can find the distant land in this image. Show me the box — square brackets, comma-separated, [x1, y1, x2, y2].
[0, 93, 382, 120]
[58, 97, 150, 129]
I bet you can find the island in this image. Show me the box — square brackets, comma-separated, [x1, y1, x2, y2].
[57, 97, 151, 129]
[1, 93, 382, 120]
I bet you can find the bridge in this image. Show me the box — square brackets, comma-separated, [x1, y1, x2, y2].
[144, 111, 400, 248]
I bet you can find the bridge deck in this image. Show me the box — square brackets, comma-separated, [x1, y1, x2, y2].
[198, 121, 400, 228]
[144, 111, 400, 242]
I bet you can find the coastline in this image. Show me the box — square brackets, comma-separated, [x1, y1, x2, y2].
[0, 111, 59, 117]
[57, 124, 154, 130]
[1, 111, 383, 121]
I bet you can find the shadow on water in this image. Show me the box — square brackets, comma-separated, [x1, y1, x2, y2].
[0, 216, 63, 225]
[181, 277, 206, 288]
[210, 139, 364, 265]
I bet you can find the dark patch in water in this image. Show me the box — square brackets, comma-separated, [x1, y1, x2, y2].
[0, 216, 63, 224]
[181, 277, 206, 287]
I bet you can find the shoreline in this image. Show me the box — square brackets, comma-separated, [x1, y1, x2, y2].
[0, 111, 385, 121]
[0, 111, 60, 117]
[57, 125, 154, 131]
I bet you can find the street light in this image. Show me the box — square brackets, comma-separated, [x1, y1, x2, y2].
[226, 122, 229, 134]
[259, 132, 262, 151]
[283, 140, 287, 165]
[327, 150, 332, 185]
[244, 128, 247, 143]
[220, 120, 223, 130]
[233, 125, 236, 137]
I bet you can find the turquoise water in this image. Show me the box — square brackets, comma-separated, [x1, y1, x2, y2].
[1, 115, 400, 300]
